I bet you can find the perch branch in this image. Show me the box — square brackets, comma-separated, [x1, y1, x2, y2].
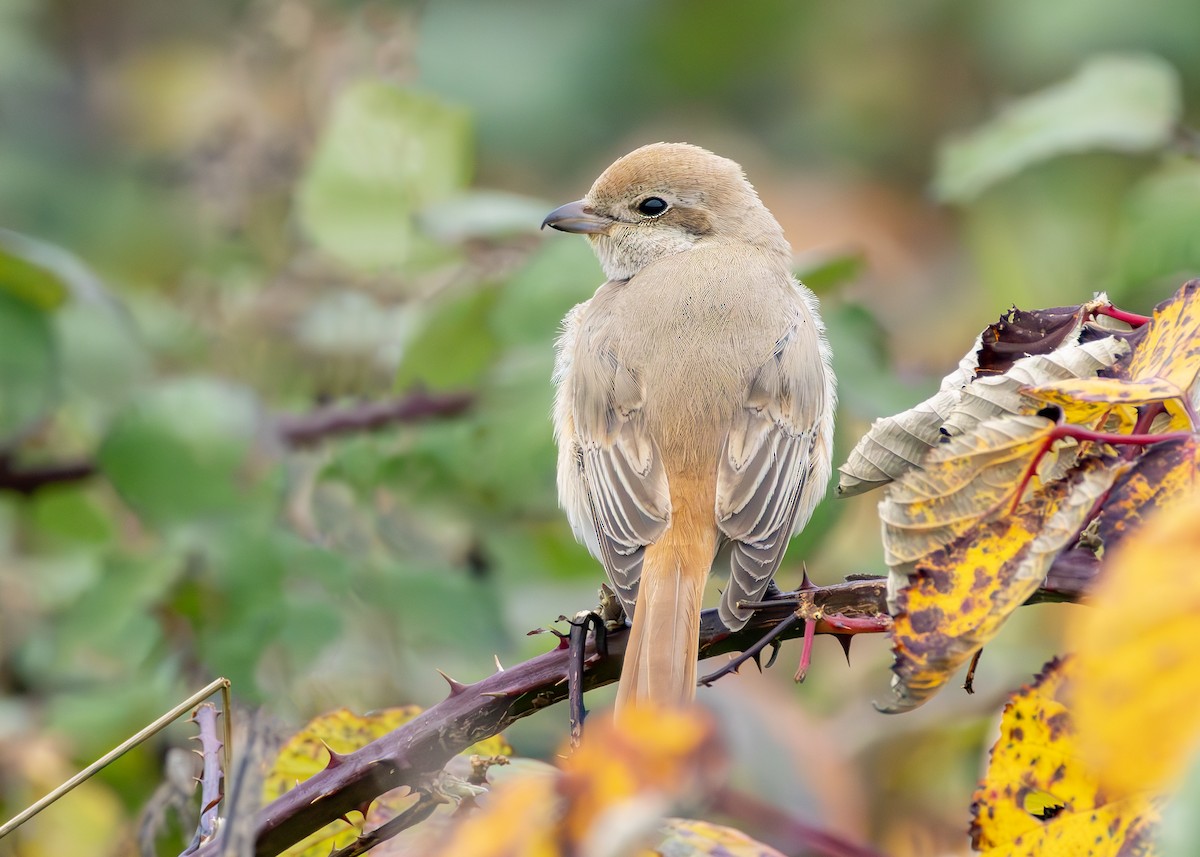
[195, 554, 1094, 857]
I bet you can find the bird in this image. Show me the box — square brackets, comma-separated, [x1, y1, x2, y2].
[542, 142, 836, 713]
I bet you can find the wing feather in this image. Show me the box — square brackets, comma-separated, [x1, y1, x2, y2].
[716, 287, 835, 628]
[553, 299, 670, 616]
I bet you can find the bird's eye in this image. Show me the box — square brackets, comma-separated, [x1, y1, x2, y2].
[636, 197, 669, 217]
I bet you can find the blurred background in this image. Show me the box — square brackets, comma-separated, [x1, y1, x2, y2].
[1, 0, 1199, 854]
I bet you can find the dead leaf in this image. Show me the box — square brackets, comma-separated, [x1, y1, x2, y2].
[839, 295, 1127, 497]
[970, 658, 1159, 856]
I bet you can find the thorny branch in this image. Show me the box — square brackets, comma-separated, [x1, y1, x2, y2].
[0, 389, 472, 495]
[194, 553, 1095, 857]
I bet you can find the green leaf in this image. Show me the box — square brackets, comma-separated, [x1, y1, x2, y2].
[794, 248, 865, 292]
[295, 292, 414, 363]
[395, 284, 499, 391]
[0, 291, 57, 446]
[97, 378, 282, 528]
[297, 82, 472, 269]
[491, 238, 600, 348]
[1112, 160, 1200, 299]
[0, 228, 107, 310]
[418, 190, 551, 243]
[935, 54, 1182, 202]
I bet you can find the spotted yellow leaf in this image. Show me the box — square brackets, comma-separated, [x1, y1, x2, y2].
[970, 658, 1159, 856]
[883, 456, 1121, 712]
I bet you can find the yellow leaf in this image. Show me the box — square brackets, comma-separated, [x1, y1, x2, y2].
[1069, 487, 1200, 797]
[883, 456, 1121, 712]
[264, 706, 512, 857]
[970, 658, 1159, 857]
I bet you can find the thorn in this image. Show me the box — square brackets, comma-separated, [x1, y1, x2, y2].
[192, 748, 205, 758]
[493, 654, 504, 672]
[799, 563, 816, 591]
[354, 800, 373, 819]
[321, 741, 346, 769]
[527, 627, 568, 640]
[436, 669, 468, 697]
[763, 639, 782, 670]
[836, 634, 853, 665]
[750, 650, 763, 674]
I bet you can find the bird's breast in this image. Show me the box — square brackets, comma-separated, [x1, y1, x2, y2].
[593, 247, 792, 470]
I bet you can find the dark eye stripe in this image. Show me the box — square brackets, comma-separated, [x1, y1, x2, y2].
[636, 197, 669, 217]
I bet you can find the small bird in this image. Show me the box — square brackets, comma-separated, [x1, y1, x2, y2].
[543, 143, 836, 712]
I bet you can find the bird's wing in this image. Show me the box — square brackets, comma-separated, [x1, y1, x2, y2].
[553, 301, 671, 615]
[716, 288, 835, 629]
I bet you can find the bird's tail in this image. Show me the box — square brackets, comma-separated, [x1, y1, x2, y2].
[615, 492, 715, 715]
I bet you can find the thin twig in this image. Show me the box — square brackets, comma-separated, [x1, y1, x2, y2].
[0, 456, 96, 495]
[275, 390, 473, 447]
[963, 649, 983, 695]
[0, 390, 474, 496]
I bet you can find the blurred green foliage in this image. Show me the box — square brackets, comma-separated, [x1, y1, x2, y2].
[0, 1, 1199, 854]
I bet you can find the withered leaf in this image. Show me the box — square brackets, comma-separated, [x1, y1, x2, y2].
[839, 295, 1127, 497]
[976, 297, 1115, 376]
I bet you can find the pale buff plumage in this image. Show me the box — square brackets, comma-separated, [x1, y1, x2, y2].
[544, 143, 836, 712]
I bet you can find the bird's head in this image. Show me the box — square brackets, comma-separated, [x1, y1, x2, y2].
[542, 142, 788, 281]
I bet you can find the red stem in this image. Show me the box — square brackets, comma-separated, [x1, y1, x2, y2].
[1093, 304, 1151, 327]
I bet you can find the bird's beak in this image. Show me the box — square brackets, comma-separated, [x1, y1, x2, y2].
[541, 200, 613, 235]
